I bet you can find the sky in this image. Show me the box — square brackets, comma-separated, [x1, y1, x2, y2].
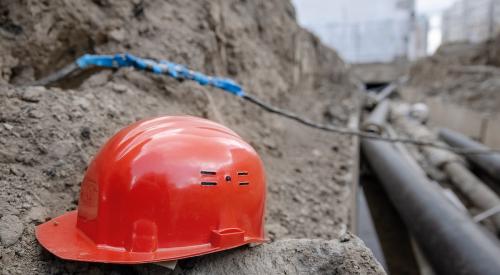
[416, 0, 457, 15]
[292, 0, 458, 55]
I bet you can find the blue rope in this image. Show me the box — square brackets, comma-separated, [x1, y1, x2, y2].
[76, 53, 245, 97]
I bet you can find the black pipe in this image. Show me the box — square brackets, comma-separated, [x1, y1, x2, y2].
[361, 103, 500, 275]
[356, 185, 388, 271]
[374, 82, 397, 103]
[439, 128, 500, 181]
[362, 100, 389, 134]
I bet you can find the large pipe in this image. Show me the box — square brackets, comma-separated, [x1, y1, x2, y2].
[439, 128, 500, 181]
[361, 102, 500, 275]
[356, 185, 388, 271]
[395, 119, 500, 232]
[444, 161, 500, 231]
[362, 100, 389, 134]
[386, 124, 469, 213]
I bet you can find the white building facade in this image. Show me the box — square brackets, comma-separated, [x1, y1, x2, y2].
[294, 0, 426, 63]
[442, 0, 500, 44]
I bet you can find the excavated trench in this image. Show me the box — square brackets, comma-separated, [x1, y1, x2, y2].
[354, 84, 421, 274]
[358, 160, 420, 275]
[357, 75, 500, 274]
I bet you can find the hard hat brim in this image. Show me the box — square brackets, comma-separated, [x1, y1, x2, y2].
[36, 211, 265, 264]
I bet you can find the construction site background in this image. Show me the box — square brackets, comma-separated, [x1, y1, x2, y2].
[442, 0, 500, 44]
[2, 0, 500, 274]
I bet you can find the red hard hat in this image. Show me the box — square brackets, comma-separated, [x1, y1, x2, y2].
[36, 116, 266, 263]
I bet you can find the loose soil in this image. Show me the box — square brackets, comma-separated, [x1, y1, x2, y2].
[406, 36, 500, 115]
[0, 0, 383, 274]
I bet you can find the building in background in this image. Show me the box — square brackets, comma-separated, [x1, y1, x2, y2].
[293, 0, 427, 63]
[442, 0, 500, 44]
[409, 15, 429, 59]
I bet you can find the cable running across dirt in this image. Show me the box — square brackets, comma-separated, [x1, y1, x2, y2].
[32, 53, 500, 156]
[242, 94, 500, 155]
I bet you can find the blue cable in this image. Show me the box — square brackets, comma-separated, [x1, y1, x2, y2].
[75, 53, 245, 97]
[34, 53, 500, 155]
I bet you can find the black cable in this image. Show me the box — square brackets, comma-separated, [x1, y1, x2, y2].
[31, 63, 79, 86]
[30, 63, 500, 156]
[242, 94, 500, 155]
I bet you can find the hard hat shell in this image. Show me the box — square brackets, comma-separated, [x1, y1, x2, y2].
[36, 116, 266, 264]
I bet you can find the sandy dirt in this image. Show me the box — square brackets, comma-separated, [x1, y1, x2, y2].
[0, 0, 383, 274]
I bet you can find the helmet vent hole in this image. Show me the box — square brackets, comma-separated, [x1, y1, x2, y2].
[201, 181, 217, 186]
[239, 181, 249, 186]
[200, 171, 217, 175]
[237, 171, 249, 176]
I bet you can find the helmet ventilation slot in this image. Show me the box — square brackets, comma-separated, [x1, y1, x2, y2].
[237, 171, 248, 176]
[239, 181, 249, 186]
[201, 181, 217, 186]
[200, 171, 217, 175]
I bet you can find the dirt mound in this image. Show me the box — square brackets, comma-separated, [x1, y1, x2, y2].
[0, 1, 377, 274]
[0, 0, 356, 123]
[406, 36, 500, 115]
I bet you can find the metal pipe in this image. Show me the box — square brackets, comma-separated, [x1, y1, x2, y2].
[361, 102, 500, 275]
[372, 76, 408, 104]
[384, 125, 426, 176]
[444, 161, 500, 231]
[394, 119, 500, 232]
[357, 185, 388, 271]
[386, 124, 470, 213]
[374, 82, 397, 103]
[439, 128, 500, 181]
[409, 237, 436, 275]
[362, 100, 389, 134]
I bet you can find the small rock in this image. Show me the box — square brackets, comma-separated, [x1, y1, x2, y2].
[19, 129, 32, 138]
[85, 71, 111, 87]
[266, 223, 289, 240]
[73, 97, 91, 111]
[9, 167, 24, 176]
[25, 206, 48, 223]
[111, 83, 129, 94]
[49, 139, 75, 159]
[339, 232, 352, 243]
[20, 87, 44, 103]
[0, 215, 24, 246]
[15, 154, 36, 166]
[3, 123, 13, 131]
[108, 28, 126, 42]
[262, 138, 276, 149]
[28, 109, 44, 119]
